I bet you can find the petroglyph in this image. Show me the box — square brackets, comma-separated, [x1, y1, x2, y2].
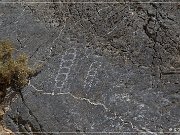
[53, 48, 77, 95]
[32, 46, 118, 96]
[84, 61, 102, 91]
[33, 46, 111, 95]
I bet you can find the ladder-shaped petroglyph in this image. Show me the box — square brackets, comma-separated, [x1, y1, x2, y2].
[84, 61, 102, 91]
[38, 47, 104, 95]
[52, 48, 77, 95]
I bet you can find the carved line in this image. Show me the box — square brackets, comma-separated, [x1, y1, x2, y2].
[51, 48, 77, 95]
[84, 61, 102, 90]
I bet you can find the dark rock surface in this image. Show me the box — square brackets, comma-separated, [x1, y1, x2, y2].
[0, 0, 180, 134]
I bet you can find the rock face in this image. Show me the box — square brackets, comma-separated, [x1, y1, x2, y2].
[0, 0, 180, 134]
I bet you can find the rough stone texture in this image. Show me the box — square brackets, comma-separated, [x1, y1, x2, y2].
[0, 0, 180, 134]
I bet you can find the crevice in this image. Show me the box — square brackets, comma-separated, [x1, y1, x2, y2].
[18, 89, 45, 134]
[8, 113, 41, 134]
[162, 70, 180, 75]
[17, 38, 23, 49]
